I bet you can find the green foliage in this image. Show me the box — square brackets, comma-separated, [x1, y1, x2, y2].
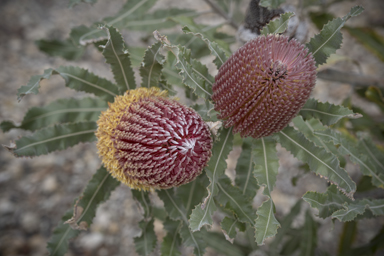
[189, 127, 234, 231]
[260, 12, 294, 35]
[102, 26, 137, 92]
[5, 122, 97, 157]
[299, 98, 361, 126]
[17, 66, 118, 102]
[4, 1, 383, 255]
[253, 137, 280, 245]
[35, 39, 85, 60]
[306, 6, 364, 66]
[272, 126, 356, 198]
[1, 97, 107, 132]
[47, 166, 120, 256]
[303, 185, 384, 221]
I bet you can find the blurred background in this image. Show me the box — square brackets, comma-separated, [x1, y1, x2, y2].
[0, 0, 384, 255]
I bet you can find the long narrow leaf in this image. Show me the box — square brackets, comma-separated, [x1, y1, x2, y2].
[253, 137, 280, 245]
[1, 98, 107, 132]
[155, 32, 213, 101]
[161, 218, 182, 256]
[102, 26, 136, 92]
[35, 39, 85, 60]
[221, 217, 246, 243]
[299, 98, 361, 126]
[260, 12, 294, 35]
[216, 176, 257, 226]
[134, 219, 157, 256]
[157, 190, 207, 256]
[140, 41, 165, 89]
[181, 26, 228, 69]
[235, 138, 259, 199]
[189, 128, 234, 231]
[17, 66, 119, 102]
[303, 185, 384, 221]
[273, 126, 356, 198]
[314, 129, 384, 188]
[5, 121, 97, 157]
[47, 166, 120, 256]
[306, 6, 364, 66]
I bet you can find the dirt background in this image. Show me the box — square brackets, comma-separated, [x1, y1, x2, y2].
[0, 0, 384, 255]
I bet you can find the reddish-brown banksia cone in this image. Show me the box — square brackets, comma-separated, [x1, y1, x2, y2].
[96, 87, 213, 190]
[212, 34, 317, 138]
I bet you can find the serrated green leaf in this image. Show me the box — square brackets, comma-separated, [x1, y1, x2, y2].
[125, 8, 196, 32]
[221, 217, 246, 243]
[168, 33, 211, 60]
[252, 137, 280, 245]
[17, 66, 119, 102]
[302, 185, 348, 219]
[1, 98, 107, 132]
[35, 39, 85, 60]
[260, 12, 294, 35]
[155, 33, 213, 101]
[56, 66, 118, 101]
[259, 0, 285, 9]
[345, 26, 384, 62]
[189, 127, 234, 231]
[68, 0, 97, 8]
[273, 126, 356, 198]
[134, 219, 157, 256]
[175, 177, 206, 217]
[157, 190, 206, 256]
[172, 16, 231, 55]
[102, 26, 136, 92]
[306, 6, 364, 66]
[5, 122, 97, 157]
[140, 41, 164, 89]
[71, 0, 157, 45]
[292, 116, 346, 167]
[314, 129, 384, 188]
[179, 222, 207, 256]
[300, 210, 317, 256]
[309, 11, 335, 30]
[235, 138, 259, 199]
[331, 199, 384, 222]
[216, 176, 256, 225]
[358, 134, 384, 181]
[161, 218, 182, 256]
[17, 68, 54, 102]
[299, 98, 360, 126]
[181, 25, 229, 69]
[47, 166, 120, 256]
[270, 200, 301, 256]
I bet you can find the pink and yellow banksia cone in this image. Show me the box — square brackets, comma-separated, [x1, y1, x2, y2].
[96, 87, 213, 190]
[212, 34, 317, 138]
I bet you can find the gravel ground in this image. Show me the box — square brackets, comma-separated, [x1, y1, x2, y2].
[1, 0, 384, 256]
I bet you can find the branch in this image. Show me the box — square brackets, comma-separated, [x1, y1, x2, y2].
[203, 0, 239, 29]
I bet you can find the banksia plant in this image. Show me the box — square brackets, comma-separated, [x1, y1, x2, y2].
[96, 87, 213, 190]
[212, 34, 317, 138]
[4, 2, 384, 256]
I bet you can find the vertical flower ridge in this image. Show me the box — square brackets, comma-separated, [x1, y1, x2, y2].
[212, 34, 317, 138]
[96, 87, 213, 191]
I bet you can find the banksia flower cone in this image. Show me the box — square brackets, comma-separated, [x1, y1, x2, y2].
[96, 87, 213, 190]
[212, 34, 317, 138]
